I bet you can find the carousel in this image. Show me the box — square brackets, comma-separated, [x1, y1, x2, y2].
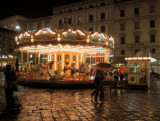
[15, 25, 114, 82]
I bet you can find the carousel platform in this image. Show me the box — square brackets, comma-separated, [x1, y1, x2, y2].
[18, 77, 94, 88]
[17, 76, 128, 89]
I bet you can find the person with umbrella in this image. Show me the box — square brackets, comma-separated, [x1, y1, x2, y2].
[91, 63, 113, 103]
[91, 70, 104, 103]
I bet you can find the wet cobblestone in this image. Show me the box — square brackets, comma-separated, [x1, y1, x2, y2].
[0, 76, 160, 121]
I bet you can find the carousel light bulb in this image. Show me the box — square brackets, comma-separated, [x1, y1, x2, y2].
[31, 38, 34, 42]
[106, 42, 108, 45]
[86, 39, 90, 43]
[57, 34, 61, 41]
[15, 36, 18, 42]
[109, 37, 114, 41]
[72, 31, 76, 34]
[15, 25, 20, 30]
[62, 32, 67, 35]
[77, 30, 85, 36]
[35, 30, 43, 35]
[24, 32, 30, 36]
[47, 29, 56, 35]
[19, 34, 23, 39]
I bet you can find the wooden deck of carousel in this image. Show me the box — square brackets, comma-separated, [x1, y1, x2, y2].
[17, 75, 128, 88]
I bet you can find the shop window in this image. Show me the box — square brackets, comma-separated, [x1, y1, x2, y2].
[120, 10, 125, 17]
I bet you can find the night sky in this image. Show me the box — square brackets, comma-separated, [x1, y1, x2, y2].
[0, 0, 85, 19]
[0, 0, 131, 19]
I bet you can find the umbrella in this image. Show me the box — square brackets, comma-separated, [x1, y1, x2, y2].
[95, 63, 113, 72]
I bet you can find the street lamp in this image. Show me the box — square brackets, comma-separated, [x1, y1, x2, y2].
[15, 25, 21, 31]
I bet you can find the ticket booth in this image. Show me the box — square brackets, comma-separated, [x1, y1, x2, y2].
[125, 57, 151, 89]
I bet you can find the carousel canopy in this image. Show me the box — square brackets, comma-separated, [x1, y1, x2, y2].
[15, 28, 114, 54]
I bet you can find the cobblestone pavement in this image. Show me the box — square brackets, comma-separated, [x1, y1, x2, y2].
[0, 75, 160, 121]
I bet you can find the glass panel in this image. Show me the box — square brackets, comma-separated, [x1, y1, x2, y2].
[129, 62, 140, 73]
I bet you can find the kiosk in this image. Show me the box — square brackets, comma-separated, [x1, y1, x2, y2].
[125, 57, 151, 89]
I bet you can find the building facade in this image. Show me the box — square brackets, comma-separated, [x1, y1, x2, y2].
[26, 0, 160, 62]
[113, 0, 160, 61]
[0, 15, 29, 32]
[26, 16, 53, 32]
[0, 27, 17, 66]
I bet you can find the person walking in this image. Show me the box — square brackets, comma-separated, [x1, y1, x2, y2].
[113, 67, 119, 86]
[4, 65, 17, 108]
[118, 65, 127, 80]
[91, 70, 104, 103]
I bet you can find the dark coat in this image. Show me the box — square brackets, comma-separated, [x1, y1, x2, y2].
[5, 70, 16, 83]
